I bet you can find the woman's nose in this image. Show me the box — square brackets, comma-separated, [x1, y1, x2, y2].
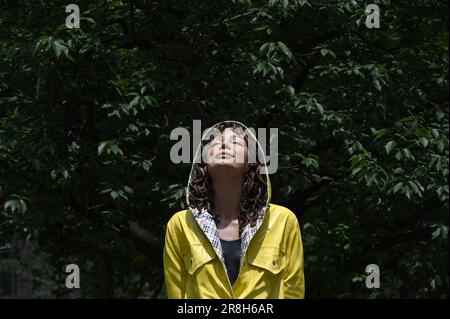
[221, 136, 227, 149]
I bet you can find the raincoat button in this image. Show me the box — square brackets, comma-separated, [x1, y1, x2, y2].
[272, 260, 276, 265]
[190, 258, 193, 264]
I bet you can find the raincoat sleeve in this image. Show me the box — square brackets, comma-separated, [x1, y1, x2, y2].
[283, 214, 305, 299]
[163, 216, 187, 299]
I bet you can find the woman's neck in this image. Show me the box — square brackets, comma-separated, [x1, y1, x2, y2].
[211, 175, 243, 222]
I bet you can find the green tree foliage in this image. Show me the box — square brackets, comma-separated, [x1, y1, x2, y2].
[0, 0, 448, 298]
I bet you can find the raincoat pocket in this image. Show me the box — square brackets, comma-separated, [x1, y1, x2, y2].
[247, 246, 287, 275]
[183, 243, 216, 275]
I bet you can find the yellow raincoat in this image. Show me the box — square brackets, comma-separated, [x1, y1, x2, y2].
[163, 121, 305, 299]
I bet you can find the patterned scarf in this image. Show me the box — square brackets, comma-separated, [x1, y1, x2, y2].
[190, 206, 267, 269]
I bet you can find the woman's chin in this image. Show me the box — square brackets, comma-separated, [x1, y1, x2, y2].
[208, 162, 247, 175]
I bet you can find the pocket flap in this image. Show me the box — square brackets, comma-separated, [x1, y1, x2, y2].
[247, 246, 286, 274]
[184, 244, 215, 275]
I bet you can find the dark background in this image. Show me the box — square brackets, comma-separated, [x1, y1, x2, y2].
[0, 0, 448, 298]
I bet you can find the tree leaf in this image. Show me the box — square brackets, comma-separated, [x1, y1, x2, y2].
[385, 140, 397, 155]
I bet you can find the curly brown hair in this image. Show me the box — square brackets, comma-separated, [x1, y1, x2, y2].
[187, 121, 268, 236]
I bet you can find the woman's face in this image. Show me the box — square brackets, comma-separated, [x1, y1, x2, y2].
[205, 128, 248, 176]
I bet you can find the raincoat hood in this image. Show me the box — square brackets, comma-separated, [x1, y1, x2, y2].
[185, 120, 272, 268]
